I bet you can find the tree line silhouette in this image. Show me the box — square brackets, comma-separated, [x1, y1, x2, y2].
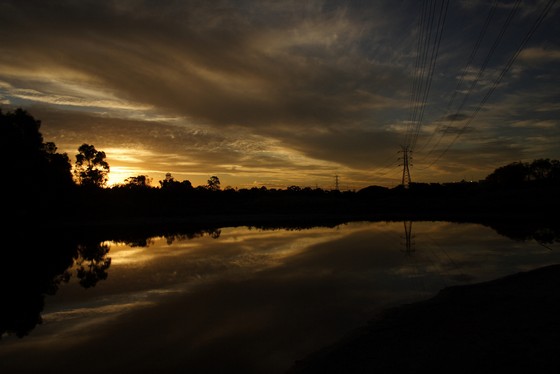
[2, 107, 560, 223]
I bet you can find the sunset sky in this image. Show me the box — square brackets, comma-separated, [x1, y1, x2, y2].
[1, 0, 558, 189]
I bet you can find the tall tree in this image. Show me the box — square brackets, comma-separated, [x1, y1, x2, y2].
[41, 141, 74, 191]
[1, 108, 74, 216]
[74, 144, 110, 187]
[207, 176, 221, 191]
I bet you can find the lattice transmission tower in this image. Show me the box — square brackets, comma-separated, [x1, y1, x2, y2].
[399, 145, 412, 187]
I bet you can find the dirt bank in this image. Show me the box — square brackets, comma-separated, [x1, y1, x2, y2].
[289, 264, 560, 373]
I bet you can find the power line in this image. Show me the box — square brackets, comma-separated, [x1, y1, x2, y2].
[405, 0, 431, 148]
[426, 0, 521, 164]
[404, 0, 449, 150]
[417, 0, 520, 166]
[420, 0, 556, 170]
[409, 0, 449, 151]
[370, 149, 401, 175]
[418, 0, 499, 153]
[397, 0, 448, 185]
[406, 0, 436, 147]
[420, 0, 521, 166]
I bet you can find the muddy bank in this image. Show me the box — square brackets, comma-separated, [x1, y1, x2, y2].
[289, 264, 560, 373]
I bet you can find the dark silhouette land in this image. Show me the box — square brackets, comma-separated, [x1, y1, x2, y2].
[3, 108, 560, 229]
[3, 107, 560, 371]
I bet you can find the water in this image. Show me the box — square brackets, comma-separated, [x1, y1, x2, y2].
[1, 221, 559, 373]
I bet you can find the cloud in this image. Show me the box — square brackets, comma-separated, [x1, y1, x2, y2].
[31, 107, 362, 187]
[263, 126, 402, 170]
[443, 113, 470, 122]
[0, 80, 150, 110]
[518, 47, 560, 62]
[0, 0, 409, 130]
[510, 119, 557, 129]
[1, 0, 559, 187]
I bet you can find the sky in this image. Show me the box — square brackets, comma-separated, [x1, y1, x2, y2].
[0, 0, 558, 189]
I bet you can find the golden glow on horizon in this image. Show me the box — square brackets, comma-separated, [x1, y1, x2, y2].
[2, 1, 558, 189]
[103, 147, 154, 164]
[106, 166, 140, 186]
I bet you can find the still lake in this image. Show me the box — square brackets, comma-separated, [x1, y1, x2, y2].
[1, 220, 559, 373]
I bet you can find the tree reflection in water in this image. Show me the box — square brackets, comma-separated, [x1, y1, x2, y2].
[164, 228, 222, 245]
[0, 230, 112, 339]
[483, 221, 560, 248]
[75, 242, 111, 289]
[0, 226, 224, 339]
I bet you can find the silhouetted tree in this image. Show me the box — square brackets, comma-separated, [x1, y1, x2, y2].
[207, 175, 221, 191]
[159, 172, 175, 188]
[1, 109, 73, 188]
[1, 108, 74, 216]
[41, 141, 74, 191]
[181, 180, 193, 189]
[484, 159, 560, 188]
[529, 158, 560, 182]
[124, 174, 152, 188]
[0, 108, 43, 159]
[159, 173, 193, 192]
[485, 161, 529, 186]
[74, 144, 110, 187]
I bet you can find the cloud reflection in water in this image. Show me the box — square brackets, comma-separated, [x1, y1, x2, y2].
[1, 221, 559, 373]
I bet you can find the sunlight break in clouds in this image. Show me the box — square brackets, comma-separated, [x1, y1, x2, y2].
[0, 0, 558, 187]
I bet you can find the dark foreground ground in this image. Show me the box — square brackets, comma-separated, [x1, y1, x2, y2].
[289, 264, 560, 374]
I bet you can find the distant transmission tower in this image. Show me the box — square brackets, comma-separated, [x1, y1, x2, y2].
[334, 175, 340, 191]
[399, 145, 412, 187]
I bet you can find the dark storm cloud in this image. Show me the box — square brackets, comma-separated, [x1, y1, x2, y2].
[262, 126, 401, 169]
[0, 0, 409, 129]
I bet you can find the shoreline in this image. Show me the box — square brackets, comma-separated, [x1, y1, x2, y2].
[29, 209, 560, 229]
[288, 263, 560, 373]
[20, 211, 558, 245]
[9, 211, 557, 251]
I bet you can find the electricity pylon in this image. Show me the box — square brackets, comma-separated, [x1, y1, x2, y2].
[399, 145, 412, 187]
